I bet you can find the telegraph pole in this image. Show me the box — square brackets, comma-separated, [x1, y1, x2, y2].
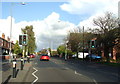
[83, 26, 84, 60]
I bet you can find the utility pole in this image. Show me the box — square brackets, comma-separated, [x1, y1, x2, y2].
[83, 26, 84, 60]
[65, 41, 68, 61]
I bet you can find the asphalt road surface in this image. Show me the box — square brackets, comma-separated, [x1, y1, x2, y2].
[24, 56, 119, 84]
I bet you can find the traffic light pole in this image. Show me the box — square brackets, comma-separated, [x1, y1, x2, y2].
[19, 34, 27, 58]
[89, 45, 91, 62]
[22, 46, 25, 58]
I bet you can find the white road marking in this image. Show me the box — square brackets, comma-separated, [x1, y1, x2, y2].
[93, 79, 98, 84]
[75, 71, 98, 83]
[31, 67, 38, 84]
[65, 67, 69, 70]
[75, 71, 82, 76]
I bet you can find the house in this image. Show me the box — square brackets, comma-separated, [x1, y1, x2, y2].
[0, 33, 14, 60]
[90, 37, 120, 61]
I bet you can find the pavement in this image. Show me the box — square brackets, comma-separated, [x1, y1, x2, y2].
[0, 60, 2, 84]
[2, 58, 33, 84]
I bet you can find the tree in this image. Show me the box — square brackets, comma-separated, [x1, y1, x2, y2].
[57, 44, 73, 58]
[93, 12, 119, 62]
[51, 51, 58, 56]
[14, 40, 22, 56]
[21, 25, 36, 55]
[57, 45, 66, 55]
[40, 49, 48, 54]
[67, 27, 95, 58]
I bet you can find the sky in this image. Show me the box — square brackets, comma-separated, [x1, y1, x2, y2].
[0, 0, 119, 51]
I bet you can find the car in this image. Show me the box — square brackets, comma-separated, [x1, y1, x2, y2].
[40, 54, 50, 61]
[30, 54, 35, 58]
[86, 54, 102, 61]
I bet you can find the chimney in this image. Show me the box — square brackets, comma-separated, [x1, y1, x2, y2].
[2, 33, 5, 39]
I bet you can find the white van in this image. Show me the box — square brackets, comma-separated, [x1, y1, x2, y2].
[72, 52, 89, 58]
[78, 52, 89, 58]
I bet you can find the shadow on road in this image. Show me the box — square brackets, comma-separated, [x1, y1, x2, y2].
[15, 69, 19, 78]
[2, 75, 12, 84]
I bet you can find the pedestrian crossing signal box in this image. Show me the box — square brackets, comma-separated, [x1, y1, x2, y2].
[19, 35, 22, 45]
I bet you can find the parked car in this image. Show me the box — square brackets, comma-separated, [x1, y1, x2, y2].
[40, 54, 50, 61]
[72, 54, 77, 58]
[30, 54, 35, 58]
[85, 54, 102, 61]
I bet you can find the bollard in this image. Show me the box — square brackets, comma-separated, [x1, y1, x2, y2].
[13, 59, 16, 78]
[27, 56, 30, 63]
[21, 57, 24, 70]
[28, 57, 30, 63]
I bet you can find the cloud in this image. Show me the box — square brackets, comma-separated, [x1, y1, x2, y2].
[0, 12, 75, 51]
[1, 0, 119, 51]
[60, 0, 119, 31]
[60, 0, 119, 16]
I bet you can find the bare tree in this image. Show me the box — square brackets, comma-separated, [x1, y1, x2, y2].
[93, 11, 119, 62]
[66, 27, 95, 58]
[93, 12, 118, 33]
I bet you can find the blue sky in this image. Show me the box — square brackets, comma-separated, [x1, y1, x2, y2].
[0, 0, 119, 51]
[2, 2, 83, 25]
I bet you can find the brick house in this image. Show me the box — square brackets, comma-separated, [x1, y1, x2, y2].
[0, 33, 14, 60]
[91, 37, 120, 61]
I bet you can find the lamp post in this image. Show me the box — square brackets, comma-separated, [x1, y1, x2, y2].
[9, 3, 13, 62]
[9, 2, 26, 62]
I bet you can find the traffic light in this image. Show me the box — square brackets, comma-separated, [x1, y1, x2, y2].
[23, 35, 27, 45]
[19, 34, 27, 45]
[91, 40, 95, 48]
[19, 35, 22, 45]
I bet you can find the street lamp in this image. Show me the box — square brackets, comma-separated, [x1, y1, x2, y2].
[9, 2, 26, 62]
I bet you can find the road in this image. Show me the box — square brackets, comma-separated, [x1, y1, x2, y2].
[23, 55, 119, 84]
